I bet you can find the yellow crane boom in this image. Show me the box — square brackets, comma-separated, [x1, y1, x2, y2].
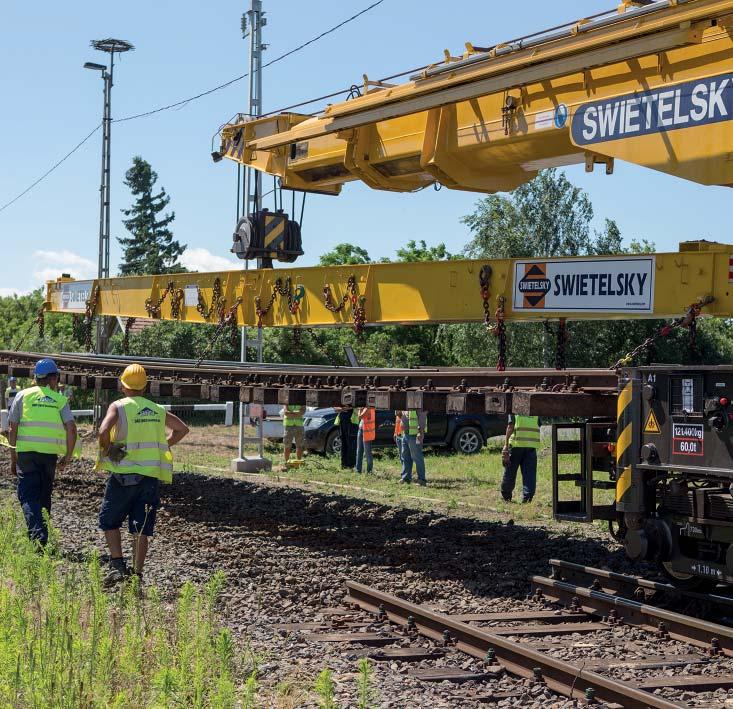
[216, 0, 733, 195]
[46, 241, 732, 327]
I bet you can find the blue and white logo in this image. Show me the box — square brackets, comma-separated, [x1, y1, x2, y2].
[554, 104, 569, 129]
[137, 407, 156, 416]
[572, 73, 733, 146]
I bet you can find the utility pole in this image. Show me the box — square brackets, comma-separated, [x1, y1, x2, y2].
[84, 38, 133, 354]
[232, 0, 271, 473]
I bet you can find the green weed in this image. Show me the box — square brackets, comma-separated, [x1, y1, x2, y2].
[0, 504, 243, 708]
[356, 657, 374, 709]
[314, 668, 336, 709]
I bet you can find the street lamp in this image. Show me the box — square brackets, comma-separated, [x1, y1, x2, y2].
[84, 38, 133, 355]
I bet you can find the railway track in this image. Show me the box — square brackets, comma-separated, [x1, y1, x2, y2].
[0, 350, 618, 417]
[288, 564, 733, 708]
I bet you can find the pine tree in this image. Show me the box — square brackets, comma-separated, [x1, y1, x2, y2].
[118, 156, 186, 275]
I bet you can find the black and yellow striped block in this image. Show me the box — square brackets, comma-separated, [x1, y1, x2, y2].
[263, 214, 286, 252]
[615, 376, 634, 506]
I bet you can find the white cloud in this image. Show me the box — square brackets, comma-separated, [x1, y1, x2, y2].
[0, 287, 28, 297]
[181, 247, 239, 273]
[32, 250, 96, 284]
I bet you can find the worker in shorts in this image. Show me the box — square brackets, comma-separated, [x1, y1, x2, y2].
[97, 363, 189, 586]
[283, 404, 306, 468]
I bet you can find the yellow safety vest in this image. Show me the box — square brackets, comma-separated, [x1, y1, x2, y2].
[100, 397, 173, 483]
[334, 410, 359, 426]
[509, 415, 541, 449]
[405, 410, 428, 436]
[16, 386, 70, 456]
[284, 405, 304, 427]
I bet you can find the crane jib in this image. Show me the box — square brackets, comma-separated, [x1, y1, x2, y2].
[572, 73, 733, 146]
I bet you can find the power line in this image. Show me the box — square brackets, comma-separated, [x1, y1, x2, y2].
[115, 0, 387, 123]
[0, 123, 101, 214]
[0, 0, 387, 215]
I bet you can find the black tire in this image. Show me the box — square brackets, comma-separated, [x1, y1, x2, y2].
[325, 429, 342, 456]
[452, 426, 483, 455]
[659, 561, 716, 592]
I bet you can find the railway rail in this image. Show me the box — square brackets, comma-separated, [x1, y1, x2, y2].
[0, 351, 618, 417]
[287, 568, 733, 707]
[546, 559, 733, 623]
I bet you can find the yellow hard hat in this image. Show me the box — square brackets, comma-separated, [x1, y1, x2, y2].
[120, 363, 148, 390]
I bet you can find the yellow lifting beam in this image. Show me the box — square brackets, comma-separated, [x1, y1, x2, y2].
[46, 241, 733, 328]
[217, 0, 733, 194]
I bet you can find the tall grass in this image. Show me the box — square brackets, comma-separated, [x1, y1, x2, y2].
[0, 504, 246, 708]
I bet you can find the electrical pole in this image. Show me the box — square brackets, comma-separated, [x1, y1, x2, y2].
[85, 38, 133, 355]
[232, 0, 271, 473]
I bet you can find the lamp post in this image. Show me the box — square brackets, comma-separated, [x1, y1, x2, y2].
[84, 38, 133, 354]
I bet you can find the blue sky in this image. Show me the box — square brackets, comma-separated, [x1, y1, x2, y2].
[1, 0, 730, 296]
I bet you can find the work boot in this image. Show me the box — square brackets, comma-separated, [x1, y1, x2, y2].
[502, 494, 512, 502]
[103, 557, 128, 587]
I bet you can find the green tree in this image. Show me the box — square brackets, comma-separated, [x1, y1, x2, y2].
[318, 243, 371, 266]
[396, 239, 454, 262]
[118, 157, 186, 276]
[463, 169, 595, 259]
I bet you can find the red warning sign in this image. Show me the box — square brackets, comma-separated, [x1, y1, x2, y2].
[729, 256, 733, 283]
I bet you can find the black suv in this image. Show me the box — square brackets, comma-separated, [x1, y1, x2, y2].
[304, 409, 506, 456]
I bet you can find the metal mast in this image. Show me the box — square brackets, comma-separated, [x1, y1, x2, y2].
[86, 38, 133, 354]
[232, 0, 270, 473]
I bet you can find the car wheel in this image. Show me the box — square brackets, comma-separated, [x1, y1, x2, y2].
[325, 429, 342, 456]
[453, 426, 483, 455]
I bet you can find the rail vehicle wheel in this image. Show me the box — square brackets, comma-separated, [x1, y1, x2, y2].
[608, 518, 627, 543]
[453, 426, 483, 455]
[325, 430, 342, 456]
[659, 561, 716, 592]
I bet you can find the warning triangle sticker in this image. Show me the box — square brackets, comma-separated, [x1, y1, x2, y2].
[644, 410, 661, 434]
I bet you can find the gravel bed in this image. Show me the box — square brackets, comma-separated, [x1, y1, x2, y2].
[0, 460, 728, 707]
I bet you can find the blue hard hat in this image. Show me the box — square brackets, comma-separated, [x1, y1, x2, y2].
[35, 358, 59, 377]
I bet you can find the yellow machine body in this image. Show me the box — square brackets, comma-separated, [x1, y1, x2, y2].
[46, 242, 733, 328]
[219, 0, 733, 194]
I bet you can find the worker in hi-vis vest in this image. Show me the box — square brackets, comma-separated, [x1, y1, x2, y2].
[355, 406, 375, 473]
[5, 376, 18, 408]
[97, 363, 189, 586]
[398, 409, 427, 486]
[7, 359, 77, 546]
[501, 414, 541, 503]
[283, 404, 306, 468]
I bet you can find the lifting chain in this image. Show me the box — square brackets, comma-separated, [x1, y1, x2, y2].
[479, 265, 492, 328]
[122, 317, 136, 355]
[322, 275, 367, 334]
[170, 287, 184, 320]
[292, 326, 304, 356]
[14, 306, 46, 351]
[478, 266, 506, 371]
[255, 277, 305, 328]
[74, 285, 100, 352]
[494, 296, 507, 372]
[196, 278, 225, 322]
[145, 281, 176, 319]
[610, 296, 714, 370]
[195, 297, 243, 366]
